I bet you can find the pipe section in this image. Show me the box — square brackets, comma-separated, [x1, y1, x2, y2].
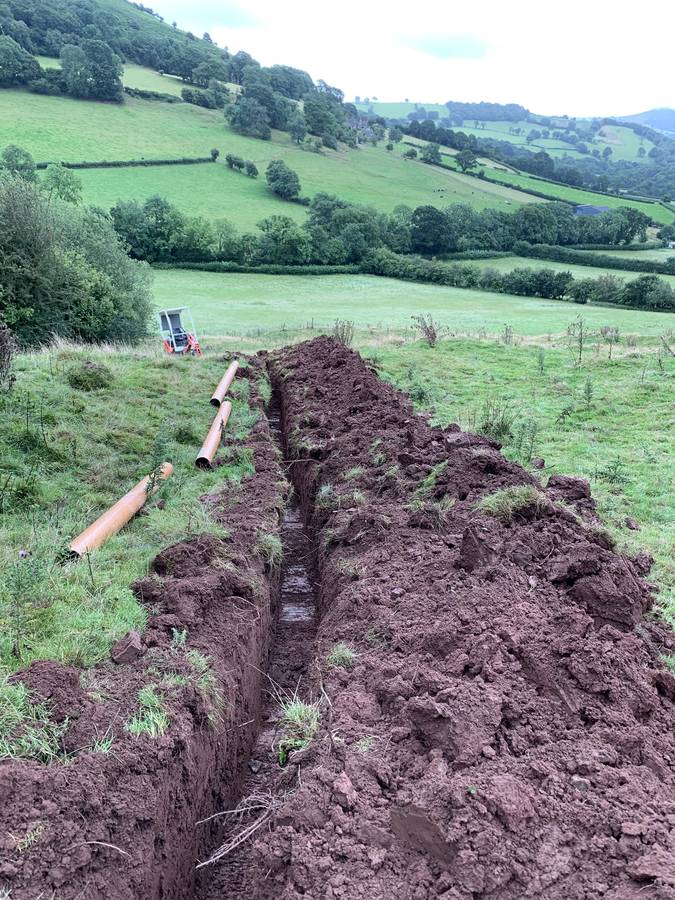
[210, 361, 239, 407]
[196, 401, 232, 469]
[70, 463, 174, 557]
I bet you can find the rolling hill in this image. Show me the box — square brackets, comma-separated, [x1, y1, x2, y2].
[622, 108, 675, 139]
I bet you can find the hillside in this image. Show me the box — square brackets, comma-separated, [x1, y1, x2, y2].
[622, 108, 675, 139]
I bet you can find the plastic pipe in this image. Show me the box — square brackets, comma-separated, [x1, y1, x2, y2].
[69, 463, 174, 558]
[196, 401, 232, 469]
[210, 361, 239, 407]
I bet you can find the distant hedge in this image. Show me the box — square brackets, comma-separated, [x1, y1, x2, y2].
[35, 157, 214, 170]
[568, 241, 664, 251]
[442, 250, 512, 261]
[517, 243, 675, 274]
[153, 262, 361, 275]
[123, 87, 182, 103]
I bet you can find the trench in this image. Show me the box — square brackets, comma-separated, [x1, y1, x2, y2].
[194, 391, 318, 898]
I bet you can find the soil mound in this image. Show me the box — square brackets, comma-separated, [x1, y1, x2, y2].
[233, 336, 675, 899]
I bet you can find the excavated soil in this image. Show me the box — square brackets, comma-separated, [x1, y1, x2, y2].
[0, 370, 288, 899]
[3, 338, 675, 900]
[215, 336, 675, 900]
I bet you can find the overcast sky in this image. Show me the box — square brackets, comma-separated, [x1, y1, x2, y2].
[148, 0, 674, 116]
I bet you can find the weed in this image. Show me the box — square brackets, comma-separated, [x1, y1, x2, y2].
[11, 824, 44, 853]
[536, 346, 545, 375]
[276, 691, 320, 765]
[351, 490, 365, 506]
[511, 417, 539, 463]
[501, 324, 514, 346]
[327, 642, 357, 669]
[364, 628, 389, 647]
[186, 650, 223, 720]
[600, 326, 620, 359]
[0, 672, 66, 763]
[344, 466, 365, 480]
[408, 379, 431, 403]
[255, 531, 283, 568]
[663, 655, 675, 673]
[555, 402, 576, 426]
[475, 484, 547, 523]
[124, 686, 169, 739]
[583, 376, 594, 410]
[411, 314, 439, 348]
[593, 457, 630, 486]
[332, 320, 355, 348]
[411, 461, 448, 504]
[477, 398, 516, 442]
[66, 361, 112, 392]
[316, 483, 335, 509]
[146, 425, 171, 496]
[355, 735, 375, 752]
[0, 552, 50, 659]
[171, 628, 188, 648]
[174, 425, 199, 445]
[90, 728, 115, 753]
[161, 672, 189, 689]
[335, 559, 359, 580]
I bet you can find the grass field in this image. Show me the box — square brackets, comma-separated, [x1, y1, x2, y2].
[0, 346, 256, 673]
[472, 255, 675, 288]
[74, 147, 534, 223]
[417, 145, 673, 224]
[151, 269, 675, 343]
[373, 339, 674, 617]
[359, 104, 656, 162]
[35, 56, 186, 96]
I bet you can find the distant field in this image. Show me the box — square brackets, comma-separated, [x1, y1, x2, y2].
[359, 103, 656, 162]
[35, 56, 186, 95]
[422, 146, 673, 223]
[582, 248, 675, 262]
[472, 255, 675, 289]
[151, 269, 675, 341]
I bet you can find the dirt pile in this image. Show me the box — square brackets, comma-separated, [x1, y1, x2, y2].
[233, 336, 675, 899]
[0, 372, 288, 900]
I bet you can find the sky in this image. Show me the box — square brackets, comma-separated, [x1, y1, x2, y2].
[148, 0, 674, 116]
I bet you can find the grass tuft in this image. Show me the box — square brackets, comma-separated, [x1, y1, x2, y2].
[0, 671, 66, 763]
[124, 685, 169, 739]
[475, 484, 547, 522]
[327, 642, 357, 669]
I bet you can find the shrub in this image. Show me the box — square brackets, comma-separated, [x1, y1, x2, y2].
[244, 160, 258, 178]
[332, 319, 355, 347]
[476, 398, 516, 441]
[66, 361, 113, 392]
[412, 313, 439, 347]
[266, 159, 301, 200]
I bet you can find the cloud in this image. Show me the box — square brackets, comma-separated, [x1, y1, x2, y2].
[404, 34, 487, 60]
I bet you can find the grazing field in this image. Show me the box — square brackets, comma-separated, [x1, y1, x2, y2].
[373, 338, 675, 614]
[152, 269, 675, 342]
[421, 145, 673, 223]
[35, 56, 186, 95]
[473, 255, 675, 288]
[74, 145, 534, 222]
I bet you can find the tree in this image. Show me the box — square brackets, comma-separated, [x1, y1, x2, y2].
[455, 149, 477, 172]
[287, 109, 307, 144]
[61, 40, 123, 102]
[41, 163, 82, 203]
[266, 160, 301, 200]
[637, 146, 646, 158]
[192, 59, 230, 87]
[256, 215, 311, 264]
[227, 97, 271, 140]
[420, 143, 442, 165]
[0, 178, 151, 346]
[410, 205, 449, 255]
[403, 147, 418, 159]
[110, 195, 186, 262]
[210, 148, 220, 161]
[602, 146, 613, 160]
[245, 160, 258, 178]
[389, 126, 403, 143]
[0, 35, 40, 87]
[1, 145, 36, 183]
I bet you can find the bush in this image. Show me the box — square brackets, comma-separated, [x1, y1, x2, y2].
[66, 361, 113, 392]
[266, 159, 301, 200]
[0, 322, 16, 392]
[518, 243, 675, 275]
[244, 160, 258, 178]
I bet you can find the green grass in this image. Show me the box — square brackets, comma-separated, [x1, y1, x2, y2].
[35, 56, 186, 96]
[373, 338, 675, 618]
[0, 671, 67, 762]
[78, 163, 306, 230]
[327, 642, 357, 669]
[0, 343, 254, 673]
[474, 255, 675, 289]
[124, 685, 169, 738]
[152, 269, 675, 343]
[475, 484, 546, 521]
[276, 693, 320, 765]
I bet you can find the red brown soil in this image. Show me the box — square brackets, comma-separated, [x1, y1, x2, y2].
[0, 371, 287, 899]
[212, 336, 675, 900]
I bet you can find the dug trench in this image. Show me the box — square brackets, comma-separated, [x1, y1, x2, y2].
[3, 337, 675, 899]
[197, 337, 675, 899]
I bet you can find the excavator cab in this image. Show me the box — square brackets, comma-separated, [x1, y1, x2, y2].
[158, 307, 201, 355]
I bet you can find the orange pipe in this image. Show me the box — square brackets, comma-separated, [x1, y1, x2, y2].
[196, 401, 232, 469]
[70, 463, 174, 557]
[210, 361, 239, 407]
